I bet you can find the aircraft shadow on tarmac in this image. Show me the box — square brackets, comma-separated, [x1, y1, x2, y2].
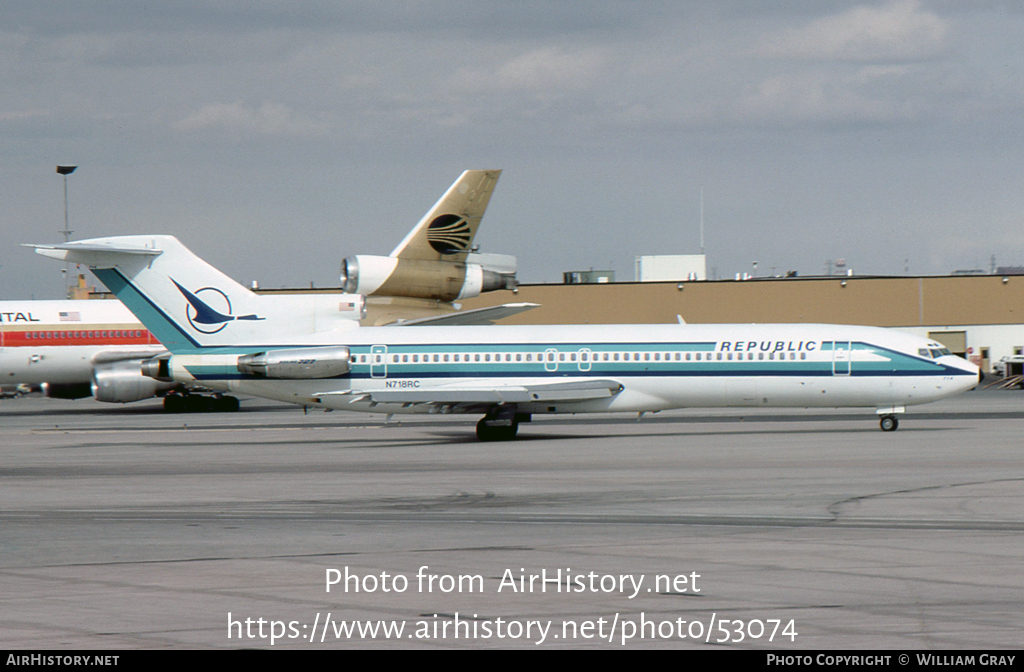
[427, 425, 968, 443]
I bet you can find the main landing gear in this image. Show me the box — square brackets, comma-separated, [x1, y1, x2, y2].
[879, 414, 899, 432]
[476, 406, 530, 441]
[163, 392, 240, 413]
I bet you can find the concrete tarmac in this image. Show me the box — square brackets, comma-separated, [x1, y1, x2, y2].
[2, 389, 1023, 649]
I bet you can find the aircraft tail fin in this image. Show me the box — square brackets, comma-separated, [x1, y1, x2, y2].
[389, 169, 501, 261]
[32, 236, 364, 352]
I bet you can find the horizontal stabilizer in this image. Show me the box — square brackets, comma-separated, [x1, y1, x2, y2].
[29, 242, 163, 265]
[389, 302, 540, 326]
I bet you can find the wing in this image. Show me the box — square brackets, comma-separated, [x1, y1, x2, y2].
[91, 346, 169, 365]
[387, 303, 540, 326]
[317, 378, 623, 409]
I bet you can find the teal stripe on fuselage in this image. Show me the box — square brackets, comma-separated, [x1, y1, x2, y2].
[92, 268, 966, 381]
[181, 340, 968, 381]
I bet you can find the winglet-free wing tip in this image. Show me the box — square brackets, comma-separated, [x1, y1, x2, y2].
[26, 244, 69, 261]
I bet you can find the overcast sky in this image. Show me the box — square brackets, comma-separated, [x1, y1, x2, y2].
[3, 1, 1023, 299]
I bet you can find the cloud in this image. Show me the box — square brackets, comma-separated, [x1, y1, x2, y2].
[0, 109, 49, 122]
[450, 46, 606, 94]
[733, 66, 917, 123]
[761, 0, 949, 62]
[496, 47, 605, 89]
[172, 100, 331, 137]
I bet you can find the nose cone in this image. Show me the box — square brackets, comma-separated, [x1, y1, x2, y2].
[952, 355, 981, 393]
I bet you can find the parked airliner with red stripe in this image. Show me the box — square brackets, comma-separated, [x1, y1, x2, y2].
[0, 300, 187, 404]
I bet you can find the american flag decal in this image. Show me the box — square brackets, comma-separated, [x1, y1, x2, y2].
[59, 311, 81, 321]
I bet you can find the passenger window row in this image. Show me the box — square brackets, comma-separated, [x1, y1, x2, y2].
[353, 350, 808, 364]
[24, 330, 145, 339]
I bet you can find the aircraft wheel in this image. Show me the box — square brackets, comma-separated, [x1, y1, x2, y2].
[879, 415, 899, 432]
[183, 394, 210, 413]
[215, 395, 240, 412]
[163, 394, 185, 413]
[476, 417, 519, 441]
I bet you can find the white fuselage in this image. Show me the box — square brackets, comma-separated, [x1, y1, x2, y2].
[0, 300, 162, 388]
[168, 322, 980, 416]
[30, 234, 982, 426]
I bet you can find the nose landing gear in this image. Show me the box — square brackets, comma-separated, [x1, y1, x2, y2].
[879, 414, 899, 432]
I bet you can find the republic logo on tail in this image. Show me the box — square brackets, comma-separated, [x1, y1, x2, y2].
[171, 279, 263, 334]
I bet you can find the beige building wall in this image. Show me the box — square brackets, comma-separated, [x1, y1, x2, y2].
[459, 275, 1024, 328]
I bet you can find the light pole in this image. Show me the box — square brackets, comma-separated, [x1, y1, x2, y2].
[56, 165, 77, 242]
[56, 165, 78, 298]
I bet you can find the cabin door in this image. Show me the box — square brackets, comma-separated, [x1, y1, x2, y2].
[832, 341, 851, 376]
[371, 345, 388, 378]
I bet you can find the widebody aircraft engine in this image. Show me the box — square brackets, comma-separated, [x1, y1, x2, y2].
[340, 253, 517, 302]
[91, 359, 178, 403]
[236, 346, 352, 379]
[41, 382, 93, 400]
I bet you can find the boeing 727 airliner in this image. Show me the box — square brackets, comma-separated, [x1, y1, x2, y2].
[34, 236, 981, 440]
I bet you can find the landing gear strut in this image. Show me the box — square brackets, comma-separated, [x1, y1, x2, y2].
[476, 406, 528, 441]
[879, 414, 899, 432]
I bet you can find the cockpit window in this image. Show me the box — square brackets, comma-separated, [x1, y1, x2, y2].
[939, 348, 951, 356]
[918, 348, 931, 358]
[929, 349, 943, 358]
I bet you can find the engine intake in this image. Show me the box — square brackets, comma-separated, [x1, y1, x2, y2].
[141, 356, 172, 382]
[42, 382, 93, 400]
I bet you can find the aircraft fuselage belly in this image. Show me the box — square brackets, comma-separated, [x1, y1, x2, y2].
[219, 370, 970, 416]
